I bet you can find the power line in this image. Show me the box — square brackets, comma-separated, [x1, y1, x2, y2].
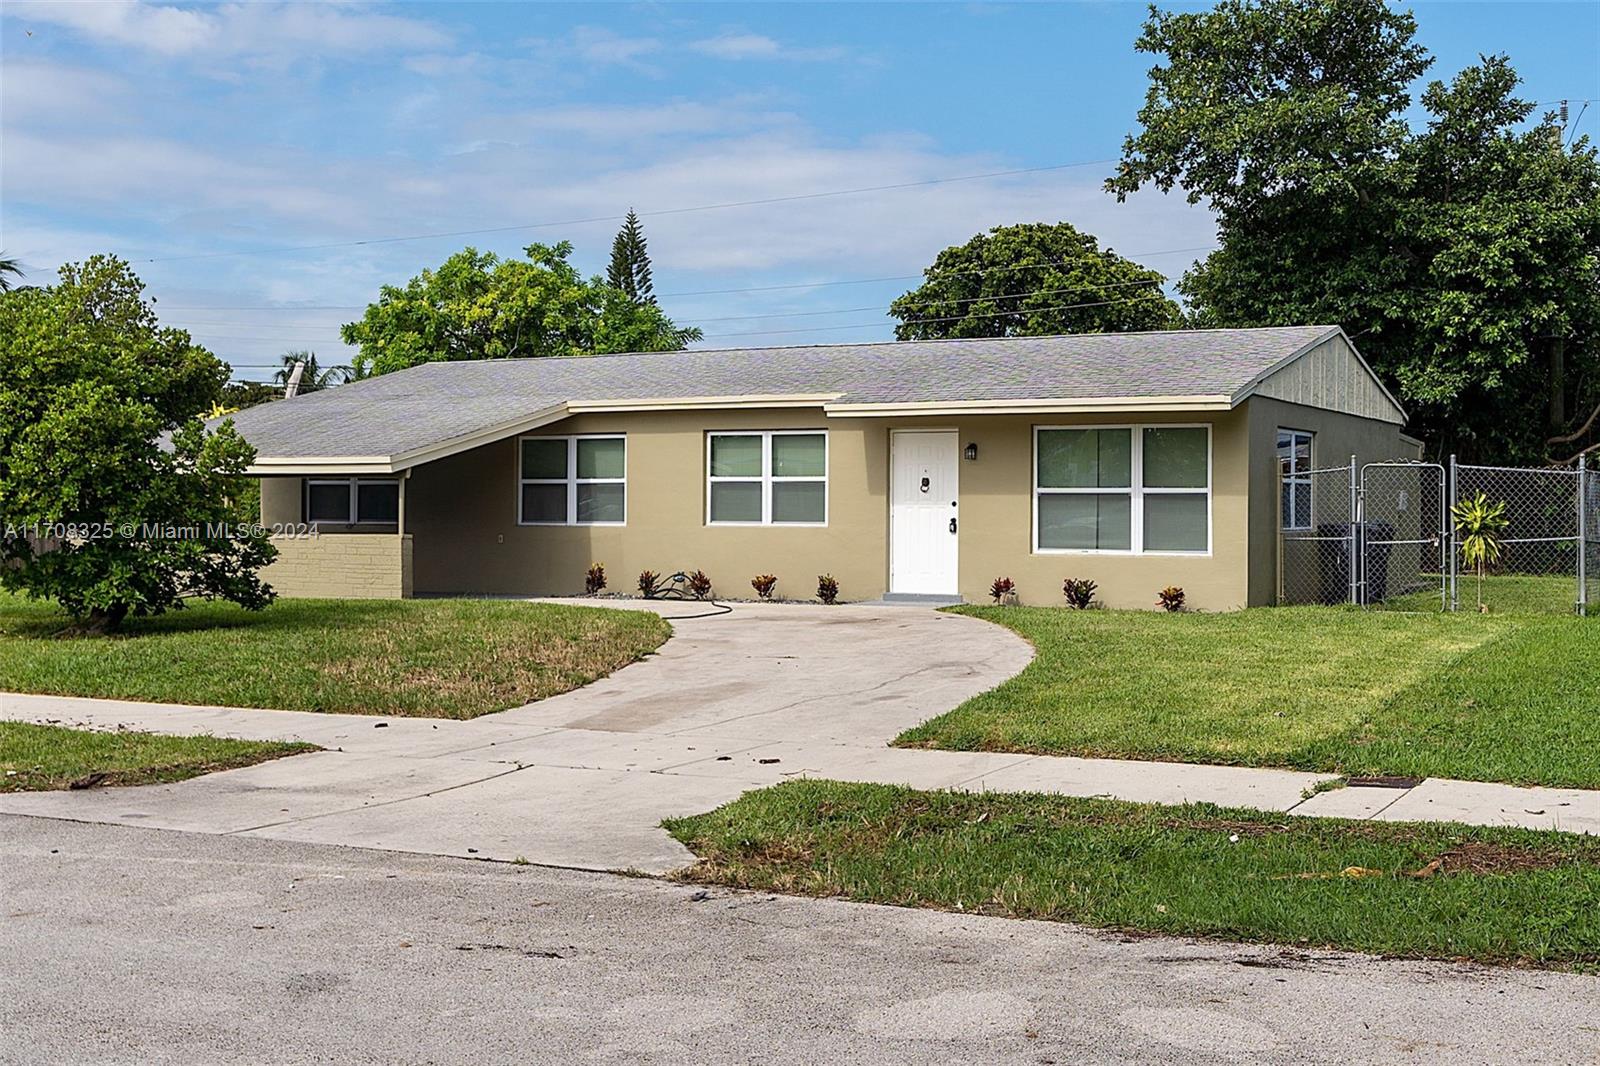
[126, 159, 1117, 265]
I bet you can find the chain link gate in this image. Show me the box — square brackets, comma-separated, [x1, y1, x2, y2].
[1584, 459, 1599, 615]
[1278, 461, 1360, 605]
[1449, 458, 1586, 614]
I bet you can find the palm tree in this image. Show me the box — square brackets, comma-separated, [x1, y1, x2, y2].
[272, 350, 353, 394]
[0, 253, 23, 292]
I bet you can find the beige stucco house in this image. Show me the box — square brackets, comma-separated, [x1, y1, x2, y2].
[227, 326, 1415, 610]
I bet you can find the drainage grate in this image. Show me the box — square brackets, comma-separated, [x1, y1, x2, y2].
[1345, 775, 1422, 789]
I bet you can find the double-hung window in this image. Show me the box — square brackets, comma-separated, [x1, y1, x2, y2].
[707, 431, 827, 525]
[305, 478, 399, 524]
[1277, 429, 1314, 530]
[519, 435, 626, 525]
[1034, 426, 1210, 553]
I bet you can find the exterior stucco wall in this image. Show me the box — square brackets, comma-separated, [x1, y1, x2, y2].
[1243, 396, 1420, 606]
[389, 406, 1252, 611]
[262, 532, 412, 599]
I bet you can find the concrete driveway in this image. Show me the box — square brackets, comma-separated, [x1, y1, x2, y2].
[0, 602, 1046, 871]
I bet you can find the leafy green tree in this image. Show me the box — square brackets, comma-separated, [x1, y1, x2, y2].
[1108, 0, 1600, 462]
[889, 223, 1183, 339]
[341, 241, 701, 377]
[272, 349, 352, 394]
[0, 256, 276, 632]
[0, 253, 21, 292]
[607, 209, 655, 303]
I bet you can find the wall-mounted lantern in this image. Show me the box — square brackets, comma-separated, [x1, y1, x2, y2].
[964, 442, 978, 462]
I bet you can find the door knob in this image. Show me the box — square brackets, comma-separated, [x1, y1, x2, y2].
[949, 517, 958, 534]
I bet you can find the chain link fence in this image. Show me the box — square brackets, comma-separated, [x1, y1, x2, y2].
[1280, 455, 1596, 614]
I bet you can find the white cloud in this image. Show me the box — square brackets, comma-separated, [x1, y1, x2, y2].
[0, 59, 132, 123]
[565, 25, 661, 67]
[1, 1, 448, 60]
[689, 33, 845, 62]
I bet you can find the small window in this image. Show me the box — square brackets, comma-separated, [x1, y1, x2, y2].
[708, 431, 827, 525]
[1035, 425, 1210, 554]
[305, 479, 398, 524]
[1277, 429, 1314, 530]
[518, 435, 626, 525]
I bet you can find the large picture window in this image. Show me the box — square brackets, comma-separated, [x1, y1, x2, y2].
[707, 431, 827, 525]
[518, 435, 626, 525]
[305, 478, 399, 524]
[1277, 429, 1313, 531]
[1034, 425, 1210, 554]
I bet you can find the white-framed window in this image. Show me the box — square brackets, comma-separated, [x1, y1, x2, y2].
[305, 478, 400, 525]
[518, 435, 626, 526]
[707, 430, 828, 526]
[1033, 425, 1211, 554]
[1277, 429, 1314, 530]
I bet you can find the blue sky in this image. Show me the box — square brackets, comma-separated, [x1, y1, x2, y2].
[2, 1, 1597, 382]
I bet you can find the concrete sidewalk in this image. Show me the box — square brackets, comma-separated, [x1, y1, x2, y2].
[3, 600, 1598, 872]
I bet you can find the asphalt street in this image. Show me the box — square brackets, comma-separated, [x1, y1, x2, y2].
[4, 814, 1597, 1065]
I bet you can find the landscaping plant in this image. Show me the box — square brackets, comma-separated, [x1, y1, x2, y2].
[686, 570, 713, 600]
[1452, 492, 1509, 611]
[585, 563, 607, 596]
[989, 577, 1016, 605]
[637, 570, 664, 598]
[751, 574, 778, 600]
[1062, 578, 1097, 609]
[816, 574, 840, 605]
[1157, 585, 1186, 612]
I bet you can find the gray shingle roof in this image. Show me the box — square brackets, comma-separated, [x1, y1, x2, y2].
[226, 326, 1340, 462]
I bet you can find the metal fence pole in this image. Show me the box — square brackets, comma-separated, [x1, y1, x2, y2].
[1579, 455, 1589, 617]
[1349, 454, 1361, 606]
[1447, 453, 1459, 612]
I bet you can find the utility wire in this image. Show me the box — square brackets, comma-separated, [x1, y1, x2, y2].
[126, 159, 1116, 265]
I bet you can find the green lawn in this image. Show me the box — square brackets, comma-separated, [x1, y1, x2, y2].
[1, 720, 312, 791]
[1384, 573, 1586, 615]
[0, 594, 670, 718]
[898, 604, 1600, 788]
[667, 780, 1600, 969]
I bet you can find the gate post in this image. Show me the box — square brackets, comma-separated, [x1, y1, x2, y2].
[1447, 453, 1459, 612]
[1579, 455, 1588, 617]
[1349, 454, 1361, 606]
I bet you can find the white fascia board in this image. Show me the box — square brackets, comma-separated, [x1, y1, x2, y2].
[565, 393, 839, 413]
[824, 396, 1234, 417]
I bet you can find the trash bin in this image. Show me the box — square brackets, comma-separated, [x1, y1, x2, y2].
[1315, 523, 1353, 605]
[1361, 520, 1395, 604]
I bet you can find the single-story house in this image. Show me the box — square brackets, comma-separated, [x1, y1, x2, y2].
[224, 326, 1416, 609]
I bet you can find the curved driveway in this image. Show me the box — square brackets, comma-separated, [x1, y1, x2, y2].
[0, 603, 1046, 872]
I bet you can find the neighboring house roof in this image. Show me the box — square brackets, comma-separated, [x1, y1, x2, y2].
[225, 326, 1403, 474]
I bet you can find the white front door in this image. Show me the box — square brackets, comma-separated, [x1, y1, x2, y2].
[890, 430, 959, 595]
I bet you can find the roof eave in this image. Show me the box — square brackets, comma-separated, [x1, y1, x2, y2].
[824, 396, 1236, 417]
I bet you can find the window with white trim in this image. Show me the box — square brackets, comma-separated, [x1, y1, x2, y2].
[707, 431, 827, 525]
[1034, 426, 1210, 554]
[1277, 429, 1314, 530]
[305, 479, 399, 524]
[518, 435, 626, 525]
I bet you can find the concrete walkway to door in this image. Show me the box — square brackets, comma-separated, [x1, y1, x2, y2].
[3, 600, 1599, 872]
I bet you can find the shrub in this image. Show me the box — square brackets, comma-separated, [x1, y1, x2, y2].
[585, 562, 607, 596]
[637, 570, 664, 598]
[751, 574, 778, 600]
[1156, 585, 1185, 612]
[989, 577, 1016, 604]
[1062, 578, 1097, 609]
[816, 574, 840, 605]
[686, 570, 713, 600]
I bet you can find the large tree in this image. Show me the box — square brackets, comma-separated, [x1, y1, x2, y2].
[889, 222, 1183, 339]
[1108, 0, 1600, 462]
[607, 209, 655, 304]
[0, 257, 276, 632]
[341, 241, 702, 377]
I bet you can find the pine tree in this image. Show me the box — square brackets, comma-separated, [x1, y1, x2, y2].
[606, 209, 654, 304]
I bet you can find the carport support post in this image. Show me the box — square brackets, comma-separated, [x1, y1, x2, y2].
[1448, 454, 1459, 612]
[1349, 454, 1360, 606]
[1578, 455, 1588, 617]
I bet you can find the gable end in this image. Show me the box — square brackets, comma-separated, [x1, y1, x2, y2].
[1248, 331, 1404, 424]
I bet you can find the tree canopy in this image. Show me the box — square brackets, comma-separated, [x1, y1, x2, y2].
[1109, 0, 1600, 462]
[273, 349, 352, 394]
[607, 209, 655, 304]
[888, 222, 1183, 339]
[0, 256, 275, 631]
[340, 241, 702, 377]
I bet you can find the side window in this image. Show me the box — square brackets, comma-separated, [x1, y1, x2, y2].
[1277, 429, 1313, 530]
[518, 436, 627, 525]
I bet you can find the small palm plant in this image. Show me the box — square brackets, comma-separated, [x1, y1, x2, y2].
[1452, 492, 1508, 611]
